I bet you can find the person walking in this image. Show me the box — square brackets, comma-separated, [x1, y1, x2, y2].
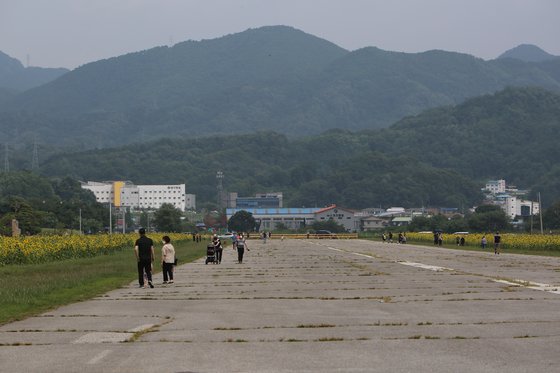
[161, 235, 175, 284]
[135, 228, 155, 288]
[481, 235, 487, 249]
[494, 231, 501, 255]
[213, 234, 223, 264]
[236, 234, 249, 264]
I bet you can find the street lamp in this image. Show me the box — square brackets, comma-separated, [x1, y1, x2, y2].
[109, 203, 113, 234]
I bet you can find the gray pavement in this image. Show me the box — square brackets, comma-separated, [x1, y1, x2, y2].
[1, 239, 560, 372]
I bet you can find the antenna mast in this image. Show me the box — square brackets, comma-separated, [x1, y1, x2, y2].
[216, 171, 224, 210]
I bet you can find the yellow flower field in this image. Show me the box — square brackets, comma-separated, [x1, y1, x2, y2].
[0, 233, 195, 265]
[406, 232, 560, 252]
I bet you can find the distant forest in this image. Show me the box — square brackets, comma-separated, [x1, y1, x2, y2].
[30, 87, 560, 209]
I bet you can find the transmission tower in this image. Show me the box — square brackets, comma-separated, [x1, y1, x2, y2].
[31, 137, 39, 171]
[4, 143, 9, 172]
[216, 171, 224, 210]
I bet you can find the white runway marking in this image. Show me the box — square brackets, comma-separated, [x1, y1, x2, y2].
[493, 279, 560, 294]
[322, 243, 560, 295]
[87, 349, 112, 365]
[397, 261, 454, 272]
[128, 324, 154, 333]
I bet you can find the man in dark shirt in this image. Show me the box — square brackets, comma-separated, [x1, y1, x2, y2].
[494, 231, 501, 255]
[135, 228, 155, 288]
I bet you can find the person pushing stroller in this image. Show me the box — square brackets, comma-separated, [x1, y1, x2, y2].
[212, 234, 223, 264]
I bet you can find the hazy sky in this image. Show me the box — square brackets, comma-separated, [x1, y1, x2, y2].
[1, 0, 559, 69]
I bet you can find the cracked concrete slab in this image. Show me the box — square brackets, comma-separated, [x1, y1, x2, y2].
[1, 239, 560, 372]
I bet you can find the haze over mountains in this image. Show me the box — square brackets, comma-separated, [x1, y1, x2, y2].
[0, 51, 68, 93]
[498, 44, 559, 63]
[1, 25, 560, 148]
[2, 25, 560, 208]
[35, 86, 560, 208]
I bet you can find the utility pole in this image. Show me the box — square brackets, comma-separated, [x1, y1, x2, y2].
[79, 208, 82, 234]
[530, 201, 533, 234]
[538, 192, 544, 234]
[109, 203, 113, 234]
[122, 209, 126, 234]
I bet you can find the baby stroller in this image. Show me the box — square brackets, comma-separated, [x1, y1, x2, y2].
[205, 243, 216, 264]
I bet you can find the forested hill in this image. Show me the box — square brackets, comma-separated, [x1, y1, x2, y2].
[38, 87, 560, 209]
[368, 86, 560, 205]
[498, 44, 559, 62]
[0, 51, 68, 92]
[2, 26, 560, 148]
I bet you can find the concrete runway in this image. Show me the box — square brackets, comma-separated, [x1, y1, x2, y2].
[1, 239, 559, 372]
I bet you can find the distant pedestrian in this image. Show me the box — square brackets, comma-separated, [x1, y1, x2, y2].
[494, 231, 501, 255]
[161, 235, 175, 284]
[382, 233, 387, 243]
[135, 228, 155, 288]
[236, 234, 249, 263]
[438, 233, 443, 246]
[481, 235, 487, 249]
[433, 233, 439, 246]
[460, 236, 465, 246]
[402, 233, 407, 244]
[388, 232, 393, 243]
[398, 232, 403, 244]
[456, 236, 460, 246]
[213, 234, 223, 264]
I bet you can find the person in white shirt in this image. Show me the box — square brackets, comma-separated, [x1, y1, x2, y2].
[236, 234, 249, 264]
[161, 235, 175, 284]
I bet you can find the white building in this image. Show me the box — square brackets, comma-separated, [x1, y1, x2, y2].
[314, 205, 359, 232]
[504, 196, 540, 220]
[485, 180, 506, 194]
[81, 181, 113, 204]
[82, 181, 195, 211]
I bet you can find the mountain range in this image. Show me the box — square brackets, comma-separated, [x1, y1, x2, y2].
[34, 86, 560, 209]
[0, 51, 68, 93]
[498, 44, 559, 63]
[1, 26, 560, 148]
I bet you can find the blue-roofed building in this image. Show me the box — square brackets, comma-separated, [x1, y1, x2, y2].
[226, 204, 360, 232]
[226, 207, 322, 231]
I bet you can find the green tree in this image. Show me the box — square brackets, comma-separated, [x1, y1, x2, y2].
[228, 210, 256, 233]
[153, 203, 183, 232]
[543, 200, 560, 230]
[468, 207, 510, 232]
[408, 216, 432, 232]
[0, 197, 42, 235]
[311, 219, 346, 233]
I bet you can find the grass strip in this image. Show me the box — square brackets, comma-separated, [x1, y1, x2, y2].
[360, 235, 560, 257]
[0, 239, 206, 325]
